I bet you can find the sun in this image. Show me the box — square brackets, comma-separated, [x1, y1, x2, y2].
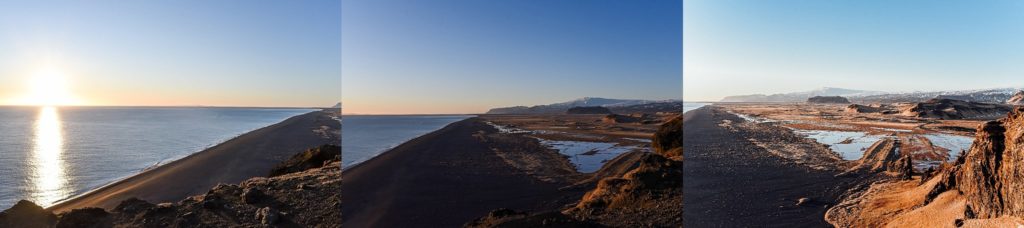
[16, 68, 82, 106]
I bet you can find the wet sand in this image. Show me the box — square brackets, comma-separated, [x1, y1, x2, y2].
[48, 110, 340, 213]
[341, 117, 582, 227]
[683, 106, 862, 227]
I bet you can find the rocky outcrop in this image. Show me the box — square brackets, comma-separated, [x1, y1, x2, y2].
[268, 144, 340, 177]
[1007, 91, 1024, 105]
[850, 138, 898, 171]
[601, 114, 638, 124]
[563, 116, 682, 227]
[566, 106, 612, 114]
[0, 200, 57, 227]
[55, 208, 111, 228]
[608, 101, 683, 114]
[0, 145, 341, 227]
[807, 96, 851, 104]
[828, 107, 1024, 227]
[469, 116, 683, 227]
[652, 115, 682, 159]
[953, 108, 1024, 219]
[845, 104, 895, 114]
[900, 98, 1013, 120]
[846, 104, 881, 113]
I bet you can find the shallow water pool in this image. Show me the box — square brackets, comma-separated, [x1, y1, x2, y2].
[536, 139, 638, 173]
[793, 130, 887, 160]
[922, 134, 974, 161]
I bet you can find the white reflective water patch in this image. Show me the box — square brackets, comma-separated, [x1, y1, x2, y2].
[536, 139, 639, 173]
[922, 134, 974, 162]
[793, 130, 887, 160]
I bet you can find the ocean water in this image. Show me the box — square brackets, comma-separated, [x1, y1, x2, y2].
[684, 102, 709, 113]
[0, 106, 314, 208]
[341, 115, 471, 169]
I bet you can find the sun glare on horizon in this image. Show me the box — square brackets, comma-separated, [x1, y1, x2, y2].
[14, 68, 83, 106]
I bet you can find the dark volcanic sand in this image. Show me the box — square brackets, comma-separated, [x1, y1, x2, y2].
[683, 106, 859, 227]
[342, 117, 581, 227]
[49, 111, 340, 213]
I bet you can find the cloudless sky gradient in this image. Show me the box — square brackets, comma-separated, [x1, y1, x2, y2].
[685, 1, 1024, 102]
[0, 1, 340, 107]
[342, 0, 682, 114]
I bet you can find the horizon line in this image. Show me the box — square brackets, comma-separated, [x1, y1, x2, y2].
[0, 104, 338, 109]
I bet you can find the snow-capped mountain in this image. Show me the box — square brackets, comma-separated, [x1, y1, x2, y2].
[854, 88, 1024, 104]
[549, 97, 670, 108]
[720, 87, 1024, 104]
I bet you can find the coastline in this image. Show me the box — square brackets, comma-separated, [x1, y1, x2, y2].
[683, 106, 864, 227]
[48, 110, 340, 213]
[340, 114, 474, 171]
[341, 117, 582, 227]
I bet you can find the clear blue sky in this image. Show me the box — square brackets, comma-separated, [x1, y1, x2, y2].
[0, 1, 340, 107]
[685, 1, 1024, 101]
[342, 0, 682, 114]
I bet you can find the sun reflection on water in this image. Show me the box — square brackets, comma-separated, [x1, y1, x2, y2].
[29, 106, 70, 207]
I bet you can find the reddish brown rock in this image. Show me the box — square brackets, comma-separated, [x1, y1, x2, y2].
[955, 107, 1024, 218]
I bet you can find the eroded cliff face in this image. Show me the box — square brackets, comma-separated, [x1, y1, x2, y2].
[827, 107, 1024, 227]
[955, 108, 1024, 219]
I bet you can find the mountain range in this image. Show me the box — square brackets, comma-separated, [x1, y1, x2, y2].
[719, 87, 886, 103]
[486, 97, 681, 114]
[721, 87, 1024, 104]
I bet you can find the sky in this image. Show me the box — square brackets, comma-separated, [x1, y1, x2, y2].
[342, 0, 682, 114]
[0, 1, 340, 107]
[685, 1, 1024, 102]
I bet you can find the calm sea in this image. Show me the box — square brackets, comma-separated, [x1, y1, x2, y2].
[0, 106, 314, 208]
[341, 115, 471, 169]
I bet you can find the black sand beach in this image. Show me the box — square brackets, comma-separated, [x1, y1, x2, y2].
[341, 117, 583, 227]
[683, 106, 859, 227]
[48, 110, 340, 213]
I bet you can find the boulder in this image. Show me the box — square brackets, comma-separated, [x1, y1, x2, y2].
[256, 207, 280, 225]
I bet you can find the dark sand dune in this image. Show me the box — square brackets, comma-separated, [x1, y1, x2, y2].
[48, 111, 340, 213]
[683, 106, 860, 227]
[342, 118, 578, 227]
